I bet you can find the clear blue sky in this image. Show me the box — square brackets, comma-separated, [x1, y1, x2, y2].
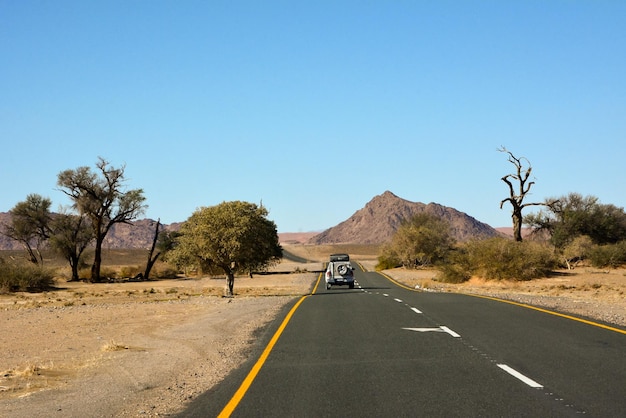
[2, 1, 625, 232]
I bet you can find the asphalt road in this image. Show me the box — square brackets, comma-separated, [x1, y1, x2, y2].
[180, 264, 626, 417]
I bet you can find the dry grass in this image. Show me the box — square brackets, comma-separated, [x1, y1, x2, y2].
[0, 361, 60, 397]
[101, 340, 129, 352]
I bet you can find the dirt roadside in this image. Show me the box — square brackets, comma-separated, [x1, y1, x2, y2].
[367, 262, 626, 328]
[1, 258, 624, 417]
[0, 261, 321, 418]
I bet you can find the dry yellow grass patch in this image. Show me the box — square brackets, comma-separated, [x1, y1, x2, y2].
[101, 340, 129, 352]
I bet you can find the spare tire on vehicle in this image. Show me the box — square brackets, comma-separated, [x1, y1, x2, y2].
[337, 264, 349, 275]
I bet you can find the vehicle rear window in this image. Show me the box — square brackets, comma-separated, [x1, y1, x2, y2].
[330, 254, 349, 262]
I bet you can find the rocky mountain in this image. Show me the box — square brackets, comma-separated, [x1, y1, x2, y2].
[308, 191, 500, 245]
[0, 192, 501, 250]
[0, 212, 180, 250]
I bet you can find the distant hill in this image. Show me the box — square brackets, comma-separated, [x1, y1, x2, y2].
[308, 191, 501, 245]
[278, 232, 320, 245]
[0, 192, 503, 250]
[0, 213, 180, 250]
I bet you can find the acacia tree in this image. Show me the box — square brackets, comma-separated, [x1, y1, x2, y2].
[57, 158, 146, 282]
[525, 193, 626, 248]
[49, 211, 94, 281]
[498, 147, 547, 242]
[2, 194, 52, 264]
[168, 201, 282, 296]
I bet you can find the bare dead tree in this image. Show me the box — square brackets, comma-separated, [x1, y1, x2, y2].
[143, 219, 162, 281]
[498, 147, 546, 241]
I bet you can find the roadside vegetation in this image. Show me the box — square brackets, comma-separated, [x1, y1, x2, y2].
[1, 159, 282, 295]
[164, 201, 282, 296]
[3, 150, 626, 292]
[0, 249, 179, 294]
[376, 204, 626, 284]
[0, 258, 55, 293]
[377, 149, 626, 283]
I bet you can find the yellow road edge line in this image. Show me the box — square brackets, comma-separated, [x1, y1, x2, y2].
[312, 270, 324, 294]
[468, 293, 626, 335]
[218, 294, 310, 417]
[378, 271, 422, 292]
[376, 266, 624, 335]
[219, 271, 323, 417]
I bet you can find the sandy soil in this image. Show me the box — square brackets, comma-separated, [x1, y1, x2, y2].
[1, 257, 624, 417]
[0, 260, 323, 418]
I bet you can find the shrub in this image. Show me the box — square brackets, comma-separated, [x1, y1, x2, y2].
[464, 238, 556, 281]
[99, 266, 118, 280]
[589, 241, 626, 268]
[0, 258, 56, 293]
[77, 268, 91, 280]
[119, 265, 143, 278]
[375, 253, 400, 271]
[154, 266, 179, 279]
[378, 213, 455, 269]
[437, 248, 472, 283]
[562, 235, 594, 269]
[438, 262, 471, 283]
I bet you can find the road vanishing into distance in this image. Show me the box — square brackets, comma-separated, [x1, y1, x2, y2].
[179, 263, 626, 417]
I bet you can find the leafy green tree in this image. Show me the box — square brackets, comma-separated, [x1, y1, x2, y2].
[378, 213, 454, 269]
[57, 158, 146, 282]
[49, 211, 94, 281]
[2, 194, 52, 264]
[169, 201, 282, 296]
[498, 147, 548, 242]
[525, 193, 626, 248]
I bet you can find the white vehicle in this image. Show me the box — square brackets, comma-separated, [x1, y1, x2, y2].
[325, 253, 355, 290]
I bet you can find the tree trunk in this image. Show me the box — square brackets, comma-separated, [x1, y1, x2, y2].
[226, 272, 235, 297]
[91, 237, 103, 282]
[69, 255, 80, 281]
[23, 243, 38, 265]
[144, 254, 160, 281]
[144, 220, 161, 281]
[512, 209, 523, 242]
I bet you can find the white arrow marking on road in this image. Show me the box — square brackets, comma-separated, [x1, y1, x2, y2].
[403, 327, 443, 333]
[440, 326, 461, 338]
[497, 364, 544, 388]
[403, 326, 461, 338]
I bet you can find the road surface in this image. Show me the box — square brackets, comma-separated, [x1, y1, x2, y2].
[180, 263, 626, 417]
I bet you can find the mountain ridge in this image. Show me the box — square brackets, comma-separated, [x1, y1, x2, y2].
[0, 191, 503, 249]
[308, 191, 501, 244]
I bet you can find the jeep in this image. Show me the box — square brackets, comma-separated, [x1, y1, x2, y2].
[325, 253, 355, 289]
